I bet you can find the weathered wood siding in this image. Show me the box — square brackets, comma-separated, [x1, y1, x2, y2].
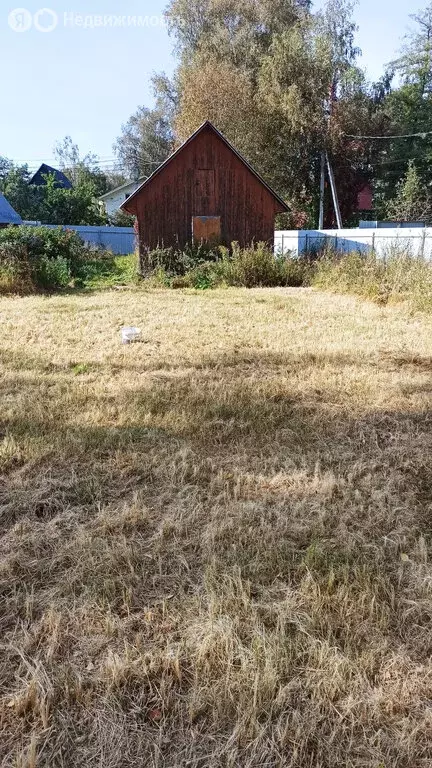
[132, 125, 285, 252]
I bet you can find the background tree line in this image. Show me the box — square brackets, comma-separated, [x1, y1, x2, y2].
[2, 0, 432, 227]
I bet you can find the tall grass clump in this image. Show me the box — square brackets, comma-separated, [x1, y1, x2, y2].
[227, 241, 310, 287]
[146, 242, 314, 289]
[313, 246, 432, 312]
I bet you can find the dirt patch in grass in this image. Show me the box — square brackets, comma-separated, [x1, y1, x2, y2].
[0, 288, 431, 767]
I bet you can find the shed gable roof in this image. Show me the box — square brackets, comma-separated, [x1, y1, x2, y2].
[121, 121, 289, 213]
[0, 193, 22, 225]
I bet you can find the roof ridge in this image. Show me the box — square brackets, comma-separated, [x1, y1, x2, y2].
[0, 192, 22, 224]
[121, 121, 289, 212]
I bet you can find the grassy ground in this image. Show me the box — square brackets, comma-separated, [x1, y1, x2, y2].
[0, 287, 431, 767]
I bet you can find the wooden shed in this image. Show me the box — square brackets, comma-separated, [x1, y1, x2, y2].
[121, 121, 289, 260]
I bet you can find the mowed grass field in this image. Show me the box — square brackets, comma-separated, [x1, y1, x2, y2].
[0, 287, 431, 767]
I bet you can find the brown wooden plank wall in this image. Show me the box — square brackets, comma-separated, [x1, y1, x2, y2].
[134, 125, 283, 251]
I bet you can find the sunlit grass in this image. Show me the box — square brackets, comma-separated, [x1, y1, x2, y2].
[0, 287, 431, 767]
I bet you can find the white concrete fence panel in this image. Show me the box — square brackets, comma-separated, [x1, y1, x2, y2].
[275, 229, 432, 260]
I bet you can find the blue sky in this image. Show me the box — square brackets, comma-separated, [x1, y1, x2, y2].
[0, 0, 416, 172]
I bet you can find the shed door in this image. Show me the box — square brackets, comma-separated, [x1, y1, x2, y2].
[194, 169, 215, 215]
[192, 216, 221, 245]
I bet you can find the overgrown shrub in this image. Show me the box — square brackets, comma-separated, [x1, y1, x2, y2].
[33, 255, 72, 289]
[0, 226, 85, 266]
[171, 260, 228, 289]
[0, 225, 108, 293]
[0, 243, 33, 293]
[142, 242, 221, 276]
[145, 241, 314, 290]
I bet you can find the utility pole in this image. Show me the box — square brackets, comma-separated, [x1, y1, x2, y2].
[319, 151, 325, 229]
[320, 68, 343, 230]
[326, 151, 343, 230]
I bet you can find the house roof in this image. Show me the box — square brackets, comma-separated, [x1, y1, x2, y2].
[121, 121, 289, 213]
[0, 193, 22, 225]
[99, 176, 147, 200]
[30, 164, 73, 190]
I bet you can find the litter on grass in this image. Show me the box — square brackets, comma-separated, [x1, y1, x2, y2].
[121, 326, 142, 344]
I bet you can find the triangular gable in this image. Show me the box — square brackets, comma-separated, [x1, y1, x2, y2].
[0, 194, 22, 225]
[121, 121, 289, 213]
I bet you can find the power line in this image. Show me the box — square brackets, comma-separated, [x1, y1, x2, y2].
[9, 157, 119, 166]
[343, 130, 432, 140]
[10, 154, 165, 167]
[337, 154, 431, 170]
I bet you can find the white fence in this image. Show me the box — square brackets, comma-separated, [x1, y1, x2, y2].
[275, 228, 432, 260]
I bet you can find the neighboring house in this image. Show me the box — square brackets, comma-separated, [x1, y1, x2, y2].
[121, 120, 289, 262]
[100, 177, 147, 217]
[30, 164, 73, 189]
[357, 183, 373, 213]
[0, 193, 22, 227]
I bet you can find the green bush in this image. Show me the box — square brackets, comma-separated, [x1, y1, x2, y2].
[33, 255, 71, 289]
[0, 225, 107, 293]
[0, 226, 314, 294]
[0, 226, 85, 267]
[278, 253, 313, 287]
[182, 260, 229, 289]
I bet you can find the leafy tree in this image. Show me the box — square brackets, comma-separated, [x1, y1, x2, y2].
[318, 0, 361, 97]
[0, 163, 46, 221]
[152, 72, 180, 123]
[391, 3, 432, 93]
[54, 136, 123, 197]
[1, 138, 129, 224]
[175, 59, 257, 151]
[113, 107, 174, 179]
[0, 161, 106, 225]
[108, 209, 135, 227]
[42, 175, 107, 225]
[162, 0, 384, 225]
[165, 0, 311, 67]
[0, 156, 14, 179]
[373, 4, 432, 211]
[54, 136, 97, 179]
[256, 18, 334, 201]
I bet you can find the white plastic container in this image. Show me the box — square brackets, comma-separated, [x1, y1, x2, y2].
[121, 326, 142, 344]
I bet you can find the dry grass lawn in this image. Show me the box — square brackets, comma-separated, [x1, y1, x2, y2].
[0, 287, 431, 767]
